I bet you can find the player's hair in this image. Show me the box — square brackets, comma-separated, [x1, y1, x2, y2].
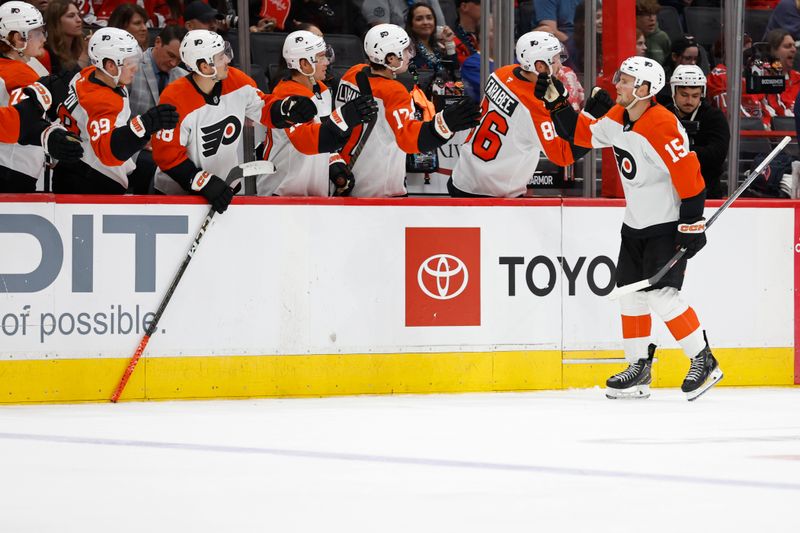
[0, 33, 17, 55]
[157, 24, 187, 46]
[45, 0, 84, 71]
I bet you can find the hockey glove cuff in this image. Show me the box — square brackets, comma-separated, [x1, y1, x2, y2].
[134, 104, 179, 138]
[192, 171, 238, 214]
[676, 217, 707, 259]
[434, 97, 481, 140]
[329, 95, 379, 133]
[21, 82, 53, 115]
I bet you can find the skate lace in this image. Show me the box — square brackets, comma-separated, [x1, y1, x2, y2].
[686, 354, 705, 381]
[616, 361, 643, 380]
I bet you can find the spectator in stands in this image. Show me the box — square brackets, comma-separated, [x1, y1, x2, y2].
[636, 28, 647, 56]
[636, 0, 670, 65]
[656, 35, 701, 105]
[706, 34, 754, 117]
[667, 65, 729, 198]
[764, 28, 800, 117]
[764, 0, 800, 40]
[354, 0, 447, 30]
[286, 0, 354, 35]
[184, 1, 220, 32]
[43, 0, 89, 75]
[532, 0, 580, 42]
[406, 2, 458, 80]
[108, 3, 151, 51]
[126, 25, 188, 194]
[453, 0, 480, 65]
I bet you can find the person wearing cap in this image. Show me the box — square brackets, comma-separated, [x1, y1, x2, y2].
[666, 64, 728, 199]
[184, 0, 220, 32]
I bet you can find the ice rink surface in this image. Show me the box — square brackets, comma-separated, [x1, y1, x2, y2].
[1, 387, 798, 532]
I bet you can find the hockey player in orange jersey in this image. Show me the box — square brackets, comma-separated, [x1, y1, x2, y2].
[0, 83, 82, 161]
[54, 27, 180, 194]
[540, 56, 723, 401]
[335, 23, 481, 197]
[256, 30, 378, 196]
[0, 2, 82, 191]
[152, 29, 318, 211]
[450, 31, 612, 198]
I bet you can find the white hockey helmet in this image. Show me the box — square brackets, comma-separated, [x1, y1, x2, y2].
[0, 1, 45, 53]
[181, 29, 233, 79]
[283, 30, 331, 77]
[88, 28, 142, 85]
[613, 56, 666, 98]
[364, 23, 414, 71]
[516, 31, 564, 73]
[670, 64, 707, 97]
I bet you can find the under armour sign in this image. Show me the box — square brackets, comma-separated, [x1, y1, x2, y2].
[405, 227, 480, 327]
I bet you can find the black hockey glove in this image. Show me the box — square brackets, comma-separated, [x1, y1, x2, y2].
[42, 124, 83, 161]
[584, 87, 615, 119]
[328, 95, 379, 134]
[534, 72, 569, 112]
[432, 97, 481, 140]
[675, 217, 707, 259]
[132, 104, 179, 137]
[329, 154, 354, 196]
[191, 171, 240, 214]
[273, 95, 317, 128]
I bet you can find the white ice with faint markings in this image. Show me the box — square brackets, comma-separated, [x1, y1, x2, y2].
[0, 387, 798, 532]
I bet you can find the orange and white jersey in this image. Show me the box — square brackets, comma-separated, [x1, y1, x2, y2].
[0, 58, 46, 184]
[335, 64, 424, 197]
[0, 105, 21, 144]
[152, 67, 280, 195]
[574, 103, 705, 235]
[451, 65, 576, 197]
[57, 66, 137, 188]
[257, 79, 331, 197]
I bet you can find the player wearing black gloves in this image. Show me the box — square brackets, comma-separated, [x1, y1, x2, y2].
[539, 55, 721, 401]
[334, 24, 480, 197]
[256, 31, 378, 197]
[153, 29, 318, 211]
[52, 28, 179, 194]
[0, 84, 83, 165]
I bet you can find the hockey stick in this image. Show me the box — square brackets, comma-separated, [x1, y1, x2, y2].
[110, 160, 276, 402]
[346, 66, 376, 172]
[608, 135, 791, 300]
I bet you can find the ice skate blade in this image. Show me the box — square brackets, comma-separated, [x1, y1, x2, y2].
[686, 367, 724, 402]
[605, 385, 650, 400]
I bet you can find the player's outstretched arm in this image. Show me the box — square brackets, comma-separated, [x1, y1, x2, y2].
[109, 104, 179, 163]
[417, 97, 482, 152]
[161, 158, 239, 214]
[10, 84, 83, 161]
[319, 94, 378, 151]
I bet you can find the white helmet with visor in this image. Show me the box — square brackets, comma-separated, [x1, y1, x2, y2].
[364, 23, 415, 72]
[283, 30, 333, 77]
[0, 1, 45, 56]
[516, 31, 565, 74]
[180, 29, 234, 79]
[88, 28, 143, 86]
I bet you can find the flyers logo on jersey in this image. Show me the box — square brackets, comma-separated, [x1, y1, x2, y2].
[612, 146, 638, 180]
[405, 227, 481, 327]
[201, 116, 242, 157]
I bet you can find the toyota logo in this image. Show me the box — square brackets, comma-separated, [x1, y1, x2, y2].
[417, 254, 469, 300]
